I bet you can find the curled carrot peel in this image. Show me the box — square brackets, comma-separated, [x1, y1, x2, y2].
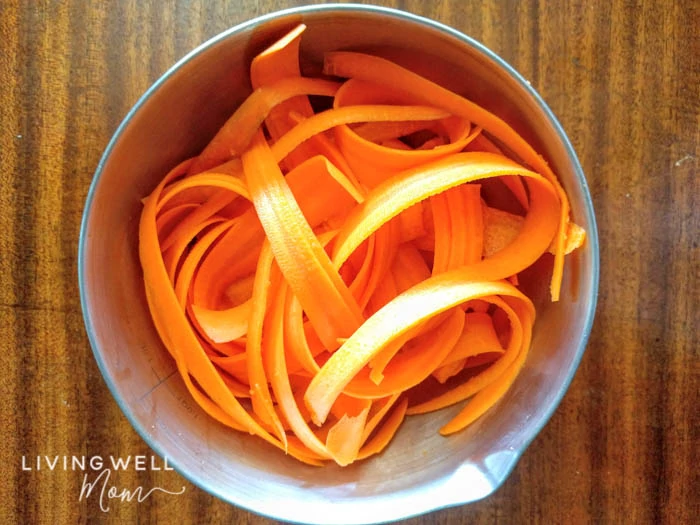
[323, 51, 572, 301]
[250, 23, 317, 171]
[243, 130, 364, 351]
[189, 76, 342, 174]
[138, 25, 585, 466]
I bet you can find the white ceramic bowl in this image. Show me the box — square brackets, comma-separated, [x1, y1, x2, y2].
[79, 5, 599, 524]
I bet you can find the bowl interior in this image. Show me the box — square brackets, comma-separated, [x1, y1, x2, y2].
[79, 6, 598, 524]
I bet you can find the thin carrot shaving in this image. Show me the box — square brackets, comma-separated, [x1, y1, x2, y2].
[250, 23, 318, 171]
[361, 393, 402, 442]
[333, 79, 481, 189]
[353, 308, 465, 397]
[323, 51, 571, 300]
[189, 76, 342, 174]
[271, 104, 451, 166]
[138, 26, 585, 466]
[287, 110, 366, 196]
[439, 312, 504, 366]
[357, 398, 408, 460]
[243, 130, 364, 350]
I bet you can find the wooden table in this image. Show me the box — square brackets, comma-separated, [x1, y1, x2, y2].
[1, 1, 697, 523]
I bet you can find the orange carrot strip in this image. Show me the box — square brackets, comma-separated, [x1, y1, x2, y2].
[407, 295, 528, 416]
[348, 308, 465, 398]
[397, 202, 426, 242]
[208, 354, 249, 388]
[173, 219, 234, 308]
[156, 172, 250, 212]
[270, 104, 451, 166]
[163, 215, 225, 285]
[439, 311, 504, 366]
[431, 310, 506, 384]
[331, 152, 560, 278]
[189, 77, 341, 174]
[264, 276, 336, 460]
[329, 393, 372, 420]
[364, 259, 399, 316]
[156, 185, 219, 211]
[456, 185, 484, 266]
[284, 293, 321, 375]
[360, 393, 402, 443]
[161, 190, 237, 252]
[355, 219, 400, 311]
[159, 157, 244, 251]
[243, 130, 364, 350]
[288, 110, 366, 196]
[250, 23, 318, 170]
[324, 404, 370, 466]
[218, 368, 251, 398]
[311, 154, 365, 204]
[367, 322, 424, 386]
[304, 278, 531, 426]
[324, 52, 572, 300]
[430, 191, 451, 275]
[432, 359, 466, 384]
[483, 204, 524, 257]
[347, 236, 377, 306]
[282, 229, 338, 376]
[190, 208, 263, 308]
[439, 296, 534, 434]
[357, 398, 409, 460]
[156, 202, 198, 247]
[223, 273, 255, 306]
[245, 240, 287, 445]
[332, 78, 479, 188]
[391, 243, 431, 293]
[554, 220, 587, 254]
[251, 23, 307, 86]
[353, 120, 435, 143]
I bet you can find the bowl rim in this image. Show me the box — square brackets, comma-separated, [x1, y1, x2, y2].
[78, 3, 600, 523]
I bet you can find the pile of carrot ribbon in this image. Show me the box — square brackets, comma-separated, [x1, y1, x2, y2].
[139, 24, 584, 466]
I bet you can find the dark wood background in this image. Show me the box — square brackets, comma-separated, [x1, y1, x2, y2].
[1, 0, 697, 523]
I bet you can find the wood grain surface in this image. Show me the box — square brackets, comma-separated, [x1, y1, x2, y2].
[1, 0, 697, 523]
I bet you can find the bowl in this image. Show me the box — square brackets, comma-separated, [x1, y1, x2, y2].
[79, 4, 599, 524]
